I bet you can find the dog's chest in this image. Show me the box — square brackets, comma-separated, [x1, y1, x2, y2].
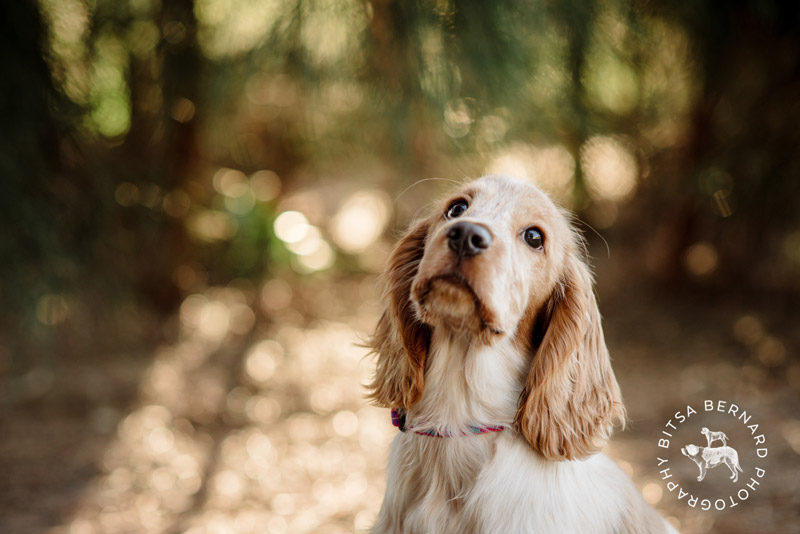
[411, 434, 493, 495]
[393, 434, 497, 530]
[382, 433, 632, 534]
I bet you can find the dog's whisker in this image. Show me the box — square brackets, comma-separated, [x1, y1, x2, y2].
[573, 215, 611, 260]
[394, 177, 463, 206]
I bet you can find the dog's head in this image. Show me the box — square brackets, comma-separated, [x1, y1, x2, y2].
[701, 427, 710, 435]
[681, 444, 703, 460]
[368, 175, 624, 460]
[408, 176, 571, 341]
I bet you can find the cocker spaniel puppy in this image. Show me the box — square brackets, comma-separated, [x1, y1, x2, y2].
[368, 176, 676, 534]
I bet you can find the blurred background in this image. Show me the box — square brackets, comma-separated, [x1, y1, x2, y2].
[1, 0, 799, 532]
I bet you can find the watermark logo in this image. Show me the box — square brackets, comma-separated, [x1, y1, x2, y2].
[656, 400, 767, 512]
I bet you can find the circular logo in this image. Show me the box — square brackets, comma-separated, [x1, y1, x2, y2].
[655, 399, 768, 512]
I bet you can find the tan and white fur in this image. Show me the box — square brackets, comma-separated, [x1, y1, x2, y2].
[368, 176, 676, 534]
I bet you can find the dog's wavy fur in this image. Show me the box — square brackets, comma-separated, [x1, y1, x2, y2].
[368, 176, 676, 534]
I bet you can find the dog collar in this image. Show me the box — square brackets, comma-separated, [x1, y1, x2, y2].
[391, 408, 505, 437]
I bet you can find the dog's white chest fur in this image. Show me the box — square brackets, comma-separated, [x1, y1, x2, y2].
[372, 333, 650, 534]
[376, 431, 639, 534]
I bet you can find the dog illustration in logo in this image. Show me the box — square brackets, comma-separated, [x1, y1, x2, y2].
[681, 443, 743, 482]
[701, 427, 729, 447]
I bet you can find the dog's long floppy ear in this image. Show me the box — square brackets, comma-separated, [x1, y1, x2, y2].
[367, 218, 432, 409]
[516, 251, 625, 461]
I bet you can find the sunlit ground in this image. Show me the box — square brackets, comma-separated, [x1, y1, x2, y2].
[44, 275, 395, 534]
[3, 266, 800, 533]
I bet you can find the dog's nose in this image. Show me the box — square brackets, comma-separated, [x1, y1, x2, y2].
[446, 221, 492, 257]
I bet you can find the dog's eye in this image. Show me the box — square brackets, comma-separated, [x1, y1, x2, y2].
[445, 200, 469, 219]
[523, 227, 544, 250]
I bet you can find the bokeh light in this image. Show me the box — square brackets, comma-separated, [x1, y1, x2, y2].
[330, 191, 392, 254]
[189, 210, 238, 242]
[249, 170, 281, 202]
[580, 136, 638, 202]
[274, 211, 311, 244]
[487, 143, 575, 203]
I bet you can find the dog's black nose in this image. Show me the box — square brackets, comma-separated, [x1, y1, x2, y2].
[446, 221, 492, 257]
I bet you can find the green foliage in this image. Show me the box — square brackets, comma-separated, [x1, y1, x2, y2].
[2, 0, 800, 370]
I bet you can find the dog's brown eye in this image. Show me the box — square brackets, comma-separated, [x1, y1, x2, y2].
[446, 200, 469, 219]
[523, 227, 544, 250]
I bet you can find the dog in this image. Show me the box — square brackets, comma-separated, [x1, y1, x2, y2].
[368, 176, 676, 533]
[681, 444, 743, 482]
[700, 427, 728, 447]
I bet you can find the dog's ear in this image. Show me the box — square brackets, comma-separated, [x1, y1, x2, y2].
[367, 218, 432, 409]
[516, 251, 625, 460]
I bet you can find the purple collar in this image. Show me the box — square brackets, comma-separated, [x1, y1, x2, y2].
[391, 408, 506, 438]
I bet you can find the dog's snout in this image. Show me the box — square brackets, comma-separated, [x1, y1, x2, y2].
[446, 221, 492, 257]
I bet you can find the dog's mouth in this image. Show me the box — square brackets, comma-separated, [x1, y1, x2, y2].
[414, 274, 503, 337]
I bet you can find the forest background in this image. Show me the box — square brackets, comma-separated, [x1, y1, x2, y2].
[1, 1, 799, 532]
